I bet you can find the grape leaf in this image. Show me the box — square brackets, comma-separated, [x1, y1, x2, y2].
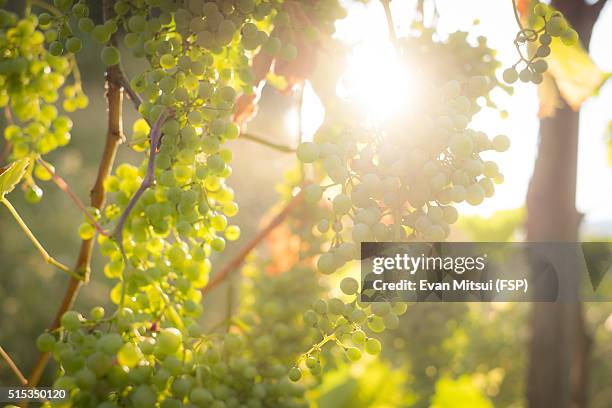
[544, 36, 609, 115]
[0, 158, 30, 198]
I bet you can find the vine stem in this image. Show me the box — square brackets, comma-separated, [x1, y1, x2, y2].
[202, 189, 304, 295]
[26, 0, 124, 389]
[36, 158, 110, 236]
[380, 0, 399, 48]
[0, 345, 28, 386]
[511, 0, 524, 31]
[240, 133, 296, 153]
[1, 197, 79, 279]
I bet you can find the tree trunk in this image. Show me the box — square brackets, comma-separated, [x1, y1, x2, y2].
[526, 1, 606, 407]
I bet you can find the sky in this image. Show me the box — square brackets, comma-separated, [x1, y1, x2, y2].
[294, 0, 612, 229]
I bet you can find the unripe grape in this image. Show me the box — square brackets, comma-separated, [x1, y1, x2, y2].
[288, 367, 301, 382]
[546, 16, 568, 37]
[346, 347, 362, 361]
[466, 184, 485, 205]
[532, 59, 548, 73]
[117, 342, 142, 368]
[66, 37, 82, 53]
[317, 252, 337, 275]
[78, 222, 95, 240]
[534, 3, 548, 17]
[101, 46, 120, 66]
[90, 306, 105, 320]
[492, 134, 510, 152]
[49, 41, 63, 56]
[351, 329, 366, 344]
[540, 33, 552, 46]
[561, 29, 578, 46]
[340, 277, 359, 295]
[519, 68, 532, 83]
[368, 315, 385, 333]
[297, 142, 319, 163]
[502, 67, 518, 84]
[61, 310, 82, 331]
[92, 25, 111, 44]
[365, 338, 382, 355]
[304, 184, 323, 204]
[536, 45, 551, 58]
[36, 333, 56, 352]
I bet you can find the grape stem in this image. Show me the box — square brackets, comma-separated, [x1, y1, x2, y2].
[202, 189, 305, 295]
[0, 345, 28, 386]
[511, 0, 524, 31]
[0, 197, 81, 279]
[240, 133, 297, 153]
[36, 158, 110, 237]
[26, 0, 126, 391]
[112, 108, 174, 258]
[117, 65, 144, 112]
[380, 0, 399, 48]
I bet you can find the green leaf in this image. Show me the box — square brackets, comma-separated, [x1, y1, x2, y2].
[0, 158, 30, 198]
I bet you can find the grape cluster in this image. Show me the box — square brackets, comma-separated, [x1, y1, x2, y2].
[503, 2, 578, 85]
[38, 309, 308, 408]
[290, 282, 408, 381]
[0, 12, 78, 154]
[25, 0, 351, 405]
[298, 33, 509, 277]
[0, 6, 87, 203]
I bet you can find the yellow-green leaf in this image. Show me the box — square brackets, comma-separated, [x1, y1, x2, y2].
[545, 36, 608, 114]
[0, 158, 30, 197]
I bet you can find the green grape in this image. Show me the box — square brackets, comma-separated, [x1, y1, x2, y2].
[340, 277, 359, 295]
[288, 367, 302, 382]
[297, 142, 319, 163]
[304, 184, 323, 204]
[546, 16, 568, 37]
[345, 347, 362, 361]
[561, 29, 578, 46]
[492, 134, 510, 152]
[117, 342, 142, 368]
[502, 67, 518, 84]
[466, 184, 485, 206]
[36, 333, 56, 352]
[365, 338, 382, 355]
[101, 46, 120, 66]
[519, 68, 532, 83]
[61, 310, 83, 331]
[66, 37, 82, 53]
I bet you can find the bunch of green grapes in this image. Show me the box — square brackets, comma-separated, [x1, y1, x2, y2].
[24, 0, 349, 406]
[0, 5, 86, 203]
[503, 2, 578, 85]
[297, 32, 509, 277]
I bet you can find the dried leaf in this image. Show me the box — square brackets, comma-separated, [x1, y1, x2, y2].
[547, 36, 608, 112]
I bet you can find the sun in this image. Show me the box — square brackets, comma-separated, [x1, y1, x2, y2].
[337, 42, 414, 125]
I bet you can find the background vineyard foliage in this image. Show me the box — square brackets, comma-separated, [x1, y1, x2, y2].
[0, 0, 611, 407]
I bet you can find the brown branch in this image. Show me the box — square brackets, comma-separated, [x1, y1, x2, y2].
[240, 133, 296, 153]
[36, 158, 110, 236]
[202, 190, 304, 295]
[0, 345, 28, 386]
[113, 108, 173, 255]
[26, 0, 124, 389]
[117, 65, 143, 112]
